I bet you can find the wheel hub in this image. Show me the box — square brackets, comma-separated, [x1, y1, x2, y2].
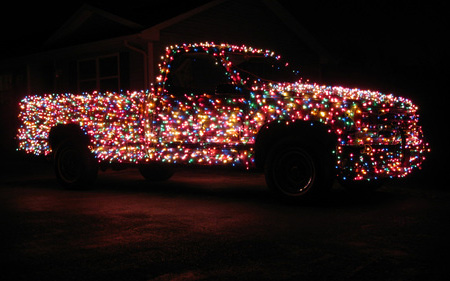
[274, 149, 315, 195]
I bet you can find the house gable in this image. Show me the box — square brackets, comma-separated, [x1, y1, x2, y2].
[44, 4, 143, 49]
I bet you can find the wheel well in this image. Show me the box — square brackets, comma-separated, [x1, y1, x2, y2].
[48, 124, 90, 150]
[254, 120, 337, 170]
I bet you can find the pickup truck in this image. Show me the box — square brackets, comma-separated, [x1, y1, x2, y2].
[17, 42, 428, 198]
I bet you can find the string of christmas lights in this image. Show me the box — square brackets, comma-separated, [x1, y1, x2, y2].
[16, 42, 428, 181]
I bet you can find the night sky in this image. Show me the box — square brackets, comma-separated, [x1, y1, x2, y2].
[1, 0, 447, 64]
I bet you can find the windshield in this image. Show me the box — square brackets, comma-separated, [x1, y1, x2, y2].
[226, 53, 301, 83]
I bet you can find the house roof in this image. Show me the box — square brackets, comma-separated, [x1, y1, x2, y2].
[40, 0, 334, 64]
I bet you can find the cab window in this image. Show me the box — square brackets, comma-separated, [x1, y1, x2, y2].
[165, 53, 229, 95]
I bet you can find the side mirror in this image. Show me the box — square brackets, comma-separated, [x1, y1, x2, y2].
[215, 84, 244, 95]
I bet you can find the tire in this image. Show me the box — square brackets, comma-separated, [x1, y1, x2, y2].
[138, 164, 174, 181]
[264, 138, 334, 199]
[54, 141, 98, 188]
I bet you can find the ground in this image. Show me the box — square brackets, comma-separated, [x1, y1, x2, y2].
[1, 159, 449, 280]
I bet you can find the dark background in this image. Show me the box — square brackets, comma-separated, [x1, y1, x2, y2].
[1, 2, 449, 280]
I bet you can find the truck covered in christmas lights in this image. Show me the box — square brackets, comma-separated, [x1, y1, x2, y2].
[17, 43, 428, 198]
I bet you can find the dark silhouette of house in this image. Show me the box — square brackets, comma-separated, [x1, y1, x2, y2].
[0, 0, 334, 155]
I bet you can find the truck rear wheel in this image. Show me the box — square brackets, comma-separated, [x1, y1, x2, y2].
[54, 141, 98, 188]
[264, 138, 333, 199]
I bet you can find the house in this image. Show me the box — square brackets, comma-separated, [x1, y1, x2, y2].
[0, 0, 333, 155]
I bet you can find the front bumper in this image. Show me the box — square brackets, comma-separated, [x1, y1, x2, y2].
[337, 127, 428, 181]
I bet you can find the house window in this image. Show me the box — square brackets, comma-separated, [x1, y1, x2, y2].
[78, 54, 120, 93]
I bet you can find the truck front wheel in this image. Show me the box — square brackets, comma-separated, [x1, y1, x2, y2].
[264, 138, 333, 199]
[54, 141, 98, 188]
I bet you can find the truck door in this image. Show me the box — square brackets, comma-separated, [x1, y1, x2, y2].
[157, 52, 247, 165]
